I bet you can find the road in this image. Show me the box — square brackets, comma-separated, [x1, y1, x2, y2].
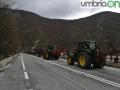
[0, 53, 120, 90]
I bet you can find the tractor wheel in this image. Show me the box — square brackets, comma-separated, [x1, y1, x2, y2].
[78, 52, 91, 69]
[55, 54, 59, 60]
[46, 52, 50, 60]
[43, 53, 46, 59]
[39, 54, 41, 57]
[37, 54, 41, 57]
[67, 55, 74, 65]
[92, 58, 106, 68]
[37, 54, 39, 57]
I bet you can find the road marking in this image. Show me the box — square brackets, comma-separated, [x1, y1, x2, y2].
[21, 54, 25, 70]
[21, 54, 29, 79]
[33, 56, 120, 88]
[24, 72, 29, 79]
[21, 54, 33, 90]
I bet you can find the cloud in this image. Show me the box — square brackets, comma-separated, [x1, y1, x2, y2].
[12, 0, 82, 19]
[12, 0, 120, 19]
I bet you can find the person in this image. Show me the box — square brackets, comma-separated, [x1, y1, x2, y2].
[85, 42, 90, 49]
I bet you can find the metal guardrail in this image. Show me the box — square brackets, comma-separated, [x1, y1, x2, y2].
[105, 57, 120, 60]
[105, 56, 120, 62]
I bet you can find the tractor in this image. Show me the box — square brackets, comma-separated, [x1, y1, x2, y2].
[27, 48, 31, 54]
[67, 40, 120, 69]
[37, 48, 45, 57]
[43, 44, 66, 60]
[33, 48, 39, 55]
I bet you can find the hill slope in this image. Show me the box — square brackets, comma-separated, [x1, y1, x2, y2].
[13, 10, 120, 51]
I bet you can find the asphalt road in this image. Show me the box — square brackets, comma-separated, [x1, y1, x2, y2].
[0, 53, 120, 90]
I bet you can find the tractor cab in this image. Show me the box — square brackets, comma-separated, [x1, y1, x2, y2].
[47, 45, 56, 51]
[78, 40, 96, 50]
[39, 48, 45, 52]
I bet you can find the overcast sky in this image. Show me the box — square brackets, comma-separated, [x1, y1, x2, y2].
[12, 0, 120, 20]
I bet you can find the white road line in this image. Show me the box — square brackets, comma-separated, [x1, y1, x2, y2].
[24, 72, 29, 79]
[21, 54, 33, 90]
[21, 54, 25, 70]
[33, 56, 120, 88]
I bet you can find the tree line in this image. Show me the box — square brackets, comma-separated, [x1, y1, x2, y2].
[0, 0, 20, 60]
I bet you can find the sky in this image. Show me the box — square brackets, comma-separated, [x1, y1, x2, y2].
[12, 0, 120, 20]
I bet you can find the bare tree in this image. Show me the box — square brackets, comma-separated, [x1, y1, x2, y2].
[0, 0, 19, 60]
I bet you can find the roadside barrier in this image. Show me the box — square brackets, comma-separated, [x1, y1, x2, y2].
[0, 54, 19, 69]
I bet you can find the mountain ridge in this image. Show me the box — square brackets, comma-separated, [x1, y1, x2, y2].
[13, 10, 120, 51]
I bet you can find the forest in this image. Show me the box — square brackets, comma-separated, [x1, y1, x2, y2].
[0, 0, 19, 60]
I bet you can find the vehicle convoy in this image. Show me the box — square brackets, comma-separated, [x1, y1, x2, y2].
[29, 48, 39, 55]
[43, 44, 66, 60]
[37, 48, 45, 57]
[33, 48, 39, 55]
[23, 49, 28, 53]
[67, 40, 120, 69]
[27, 48, 32, 54]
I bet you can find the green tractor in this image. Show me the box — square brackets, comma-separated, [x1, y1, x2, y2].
[67, 40, 106, 69]
[43, 45, 59, 60]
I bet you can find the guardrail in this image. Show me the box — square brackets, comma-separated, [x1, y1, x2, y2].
[0, 54, 19, 69]
[106, 56, 120, 62]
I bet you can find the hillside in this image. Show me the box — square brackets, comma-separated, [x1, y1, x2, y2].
[13, 10, 120, 52]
